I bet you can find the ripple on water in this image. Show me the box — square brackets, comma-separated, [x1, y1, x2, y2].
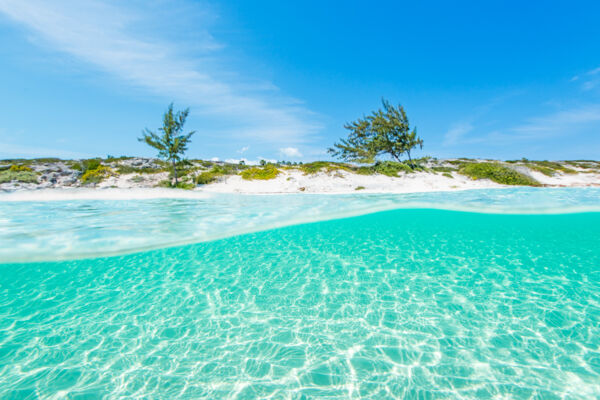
[0, 209, 599, 398]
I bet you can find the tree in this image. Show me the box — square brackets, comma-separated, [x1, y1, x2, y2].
[139, 104, 195, 185]
[328, 99, 423, 167]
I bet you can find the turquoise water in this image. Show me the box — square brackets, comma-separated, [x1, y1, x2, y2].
[1, 189, 600, 398]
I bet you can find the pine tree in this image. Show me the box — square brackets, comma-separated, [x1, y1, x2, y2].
[139, 104, 195, 185]
[329, 99, 423, 167]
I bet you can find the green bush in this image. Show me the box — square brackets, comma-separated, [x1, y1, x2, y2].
[196, 171, 219, 185]
[528, 165, 555, 176]
[532, 161, 577, 174]
[9, 164, 33, 172]
[195, 164, 242, 185]
[81, 165, 115, 184]
[240, 165, 280, 180]
[0, 169, 38, 184]
[442, 172, 453, 179]
[116, 165, 163, 174]
[459, 162, 540, 186]
[156, 179, 195, 190]
[354, 166, 375, 175]
[431, 166, 456, 173]
[355, 186, 366, 190]
[299, 161, 349, 175]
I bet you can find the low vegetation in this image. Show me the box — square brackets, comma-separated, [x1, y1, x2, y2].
[240, 165, 280, 180]
[299, 161, 349, 175]
[459, 162, 540, 186]
[0, 164, 38, 184]
[81, 165, 116, 184]
[116, 165, 164, 174]
[329, 99, 423, 166]
[196, 164, 246, 185]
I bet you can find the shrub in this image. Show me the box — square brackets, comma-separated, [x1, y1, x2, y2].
[299, 161, 349, 175]
[355, 186, 366, 190]
[196, 171, 219, 185]
[442, 172, 453, 179]
[431, 166, 456, 173]
[0, 169, 38, 184]
[116, 165, 163, 174]
[9, 164, 33, 172]
[156, 179, 195, 190]
[32, 158, 62, 163]
[81, 165, 115, 184]
[240, 165, 280, 180]
[528, 165, 555, 176]
[459, 162, 540, 186]
[532, 161, 577, 174]
[195, 164, 242, 185]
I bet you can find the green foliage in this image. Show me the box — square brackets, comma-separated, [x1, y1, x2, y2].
[105, 155, 132, 162]
[81, 165, 115, 184]
[139, 104, 195, 185]
[431, 166, 456, 173]
[240, 165, 280, 180]
[459, 162, 540, 186]
[532, 161, 577, 174]
[9, 164, 33, 172]
[116, 165, 164, 174]
[72, 159, 101, 173]
[355, 186, 366, 190]
[0, 169, 38, 184]
[195, 172, 218, 185]
[528, 165, 555, 176]
[156, 179, 195, 190]
[329, 99, 423, 166]
[372, 161, 413, 176]
[195, 164, 244, 185]
[32, 157, 62, 163]
[442, 172, 453, 179]
[299, 161, 350, 175]
[352, 161, 413, 177]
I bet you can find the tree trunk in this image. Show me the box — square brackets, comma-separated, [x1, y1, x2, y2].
[172, 159, 178, 186]
[406, 151, 414, 168]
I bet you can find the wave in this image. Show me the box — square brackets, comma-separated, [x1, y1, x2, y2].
[1, 187, 599, 263]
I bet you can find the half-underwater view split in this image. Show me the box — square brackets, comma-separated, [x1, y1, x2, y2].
[0, 2, 599, 400]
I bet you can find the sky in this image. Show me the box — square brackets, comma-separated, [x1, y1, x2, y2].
[0, 0, 599, 162]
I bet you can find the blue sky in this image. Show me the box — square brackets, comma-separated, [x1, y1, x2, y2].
[0, 0, 599, 162]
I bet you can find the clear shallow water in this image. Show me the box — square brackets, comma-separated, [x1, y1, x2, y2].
[1, 189, 600, 399]
[1, 187, 600, 262]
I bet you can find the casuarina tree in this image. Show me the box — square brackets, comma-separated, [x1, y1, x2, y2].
[329, 99, 423, 167]
[139, 103, 195, 185]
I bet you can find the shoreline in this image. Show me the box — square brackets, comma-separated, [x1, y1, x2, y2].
[1, 158, 599, 199]
[1, 181, 600, 202]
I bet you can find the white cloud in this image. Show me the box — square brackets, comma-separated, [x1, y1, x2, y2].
[512, 104, 600, 137]
[210, 157, 220, 162]
[237, 146, 249, 154]
[279, 147, 302, 158]
[0, 0, 321, 144]
[443, 123, 473, 146]
[572, 66, 600, 92]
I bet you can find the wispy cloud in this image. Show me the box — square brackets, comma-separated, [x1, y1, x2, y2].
[465, 104, 600, 146]
[0, 0, 321, 145]
[279, 147, 302, 158]
[511, 104, 600, 138]
[572, 66, 600, 91]
[443, 123, 473, 146]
